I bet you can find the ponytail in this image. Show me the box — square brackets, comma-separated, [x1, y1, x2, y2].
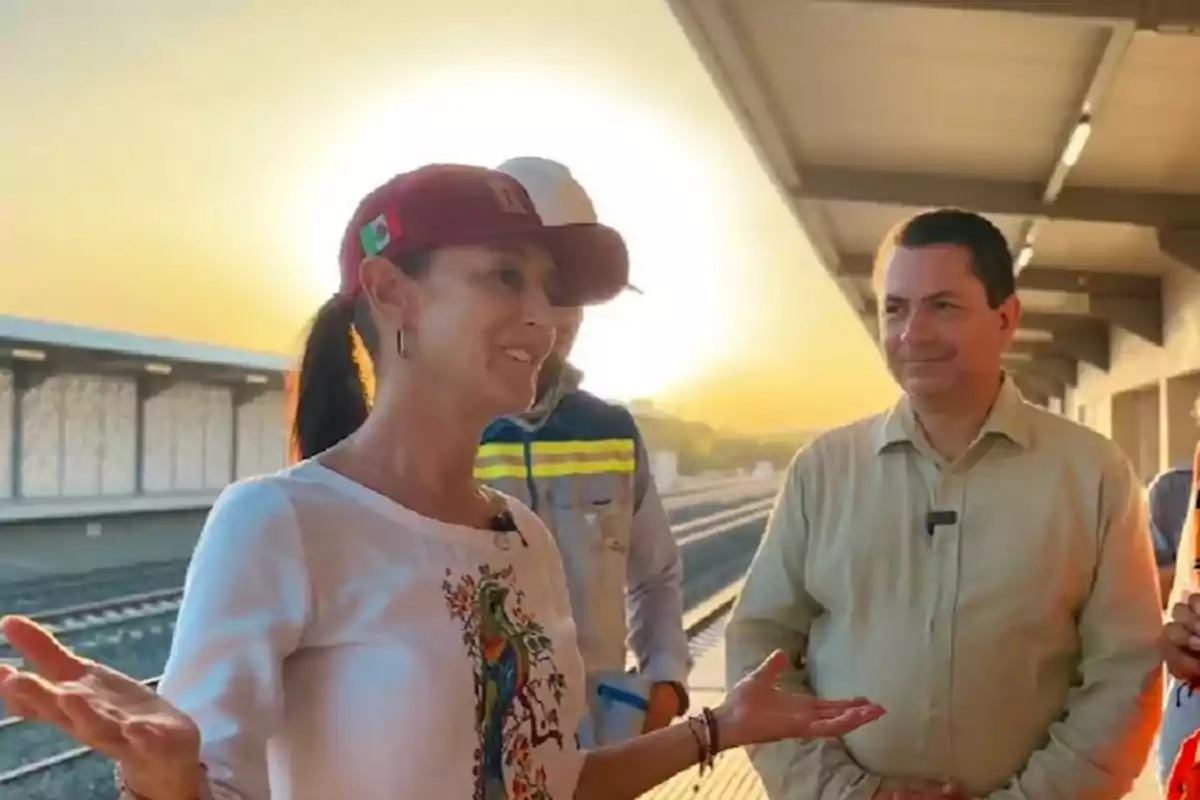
[291, 294, 371, 460]
[289, 252, 429, 460]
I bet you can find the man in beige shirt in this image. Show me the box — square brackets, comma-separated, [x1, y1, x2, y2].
[727, 209, 1163, 800]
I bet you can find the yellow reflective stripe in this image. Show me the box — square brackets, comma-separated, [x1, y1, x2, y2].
[475, 441, 526, 481]
[530, 439, 635, 457]
[475, 460, 636, 479]
[477, 442, 526, 459]
[530, 459, 636, 477]
[532, 450, 633, 469]
[474, 463, 531, 480]
[475, 439, 636, 480]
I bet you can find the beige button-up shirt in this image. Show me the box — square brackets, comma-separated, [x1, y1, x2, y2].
[727, 378, 1162, 800]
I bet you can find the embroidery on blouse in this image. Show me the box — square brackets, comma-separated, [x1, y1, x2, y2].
[443, 564, 567, 800]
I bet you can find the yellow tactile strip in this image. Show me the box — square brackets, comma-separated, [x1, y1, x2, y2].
[639, 747, 766, 800]
[636, 736, 1165, 800]
[639, 746, 1168, 800]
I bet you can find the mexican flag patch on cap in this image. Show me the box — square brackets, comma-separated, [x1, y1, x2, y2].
[359, 209, 402, 257]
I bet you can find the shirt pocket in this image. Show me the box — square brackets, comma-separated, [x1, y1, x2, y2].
[539, 472, 635, 664]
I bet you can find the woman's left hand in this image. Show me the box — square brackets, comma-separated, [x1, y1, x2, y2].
[714, 649, 885, 749]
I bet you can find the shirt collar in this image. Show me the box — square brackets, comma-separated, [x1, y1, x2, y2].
[508, 362, 583, 431]
[871, 373, 1033, 455]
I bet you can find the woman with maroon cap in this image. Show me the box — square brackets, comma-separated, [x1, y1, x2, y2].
[0, 163, 883, 800]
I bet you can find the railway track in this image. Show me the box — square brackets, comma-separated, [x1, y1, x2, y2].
[0, 490, 772, 796]
[0, 560, 188, 616]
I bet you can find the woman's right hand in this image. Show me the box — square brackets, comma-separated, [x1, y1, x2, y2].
[714, 650, 884, 749]
[0, 615, 205, 800]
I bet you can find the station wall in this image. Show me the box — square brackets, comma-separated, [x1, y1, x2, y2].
[0, 366, 287, 511]
[0, 369, 10, 501]
[1066, 264, 1200, 479]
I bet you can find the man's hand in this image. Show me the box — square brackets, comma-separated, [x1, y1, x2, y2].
[874, 778, 964, 800]
[641, 682, 683, 733]
[1165, 593, 1200, 682]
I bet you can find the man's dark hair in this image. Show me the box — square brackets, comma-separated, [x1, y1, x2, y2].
[891, 208, 1016, 308]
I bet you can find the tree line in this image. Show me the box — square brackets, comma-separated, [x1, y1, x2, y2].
[627, 401, 813, 476]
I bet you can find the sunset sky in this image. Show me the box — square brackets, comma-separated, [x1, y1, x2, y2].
[0, 0, 899, 433]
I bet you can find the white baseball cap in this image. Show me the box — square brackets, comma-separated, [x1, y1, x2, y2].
[498, 157, 637, 300]
[498, 157, 599, 225]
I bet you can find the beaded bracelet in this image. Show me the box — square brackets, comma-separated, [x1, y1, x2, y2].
[686, 707, 721, 791]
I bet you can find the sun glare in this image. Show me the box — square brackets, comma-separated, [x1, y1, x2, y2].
[285, 65, 734, 402]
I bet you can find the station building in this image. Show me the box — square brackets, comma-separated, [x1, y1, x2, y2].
[0, 315, 289, 579]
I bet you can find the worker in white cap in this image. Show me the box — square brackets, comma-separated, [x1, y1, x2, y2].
[475, 157, 690, 746]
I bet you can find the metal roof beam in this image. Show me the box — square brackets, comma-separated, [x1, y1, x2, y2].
[838, 254, 1156, 295]
[839, 254, 1162, 345]
[1159, 227, 1200, 272]
[1005, 358, 1074, 390]
[1003, 348, 1078, 386]
[1010, 370, 1064, 403]
[1010, 339, 1078, 367]
[796, 166, 1200, 228]
[811, 0, 1200, 32]
[1019, 312, 1110, 370]
[1087, 294, 1163, 346]
[664, 0, 845, 274]
[1011, 20, 1134, 268]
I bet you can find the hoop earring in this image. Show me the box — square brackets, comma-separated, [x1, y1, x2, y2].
[397, 327, 409, 359]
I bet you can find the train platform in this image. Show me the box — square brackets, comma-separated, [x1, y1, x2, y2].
[640, 617, 768, 800]
[640, 616, 1165, 800]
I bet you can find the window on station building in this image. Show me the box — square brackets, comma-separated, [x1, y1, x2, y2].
[142, 383, 234, 493]
[18, 373, 138, 499]
[203, 387, 234, 488]
[5, 369, 285, 502]
[235, 391, 287, 479]
[0, 368, 12, 500]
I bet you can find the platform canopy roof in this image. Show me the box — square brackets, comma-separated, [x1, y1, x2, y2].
[0, 315, 291, 388]
[667, 0, 1200, 405]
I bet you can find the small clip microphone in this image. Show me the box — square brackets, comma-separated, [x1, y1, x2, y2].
[489, 510, 528, 549]
[489, 511, 517, 532]
[925, 510, 958, 537]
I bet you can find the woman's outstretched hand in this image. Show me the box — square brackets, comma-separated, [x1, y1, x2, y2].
[715, 650, 884, 749]
[0, 615, 204, 799]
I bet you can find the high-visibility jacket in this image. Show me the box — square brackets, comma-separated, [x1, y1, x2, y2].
[477, 384, 689, 706]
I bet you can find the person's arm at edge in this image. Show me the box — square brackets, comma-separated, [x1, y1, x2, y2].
[983, 451, 1163, 800]
[726, 445, 880, 800]
[1148, 471, 1186, 609]
[1168, 461, 1200, 613]
[118, 479, 310, 800]
[1157, 456, 1200, 788]
[625, 429, 690, 719]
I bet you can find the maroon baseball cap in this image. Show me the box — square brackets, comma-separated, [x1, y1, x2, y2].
[337, 164, 629, 307]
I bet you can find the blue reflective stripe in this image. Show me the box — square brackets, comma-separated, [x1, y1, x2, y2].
[596, 682, 649, 711]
